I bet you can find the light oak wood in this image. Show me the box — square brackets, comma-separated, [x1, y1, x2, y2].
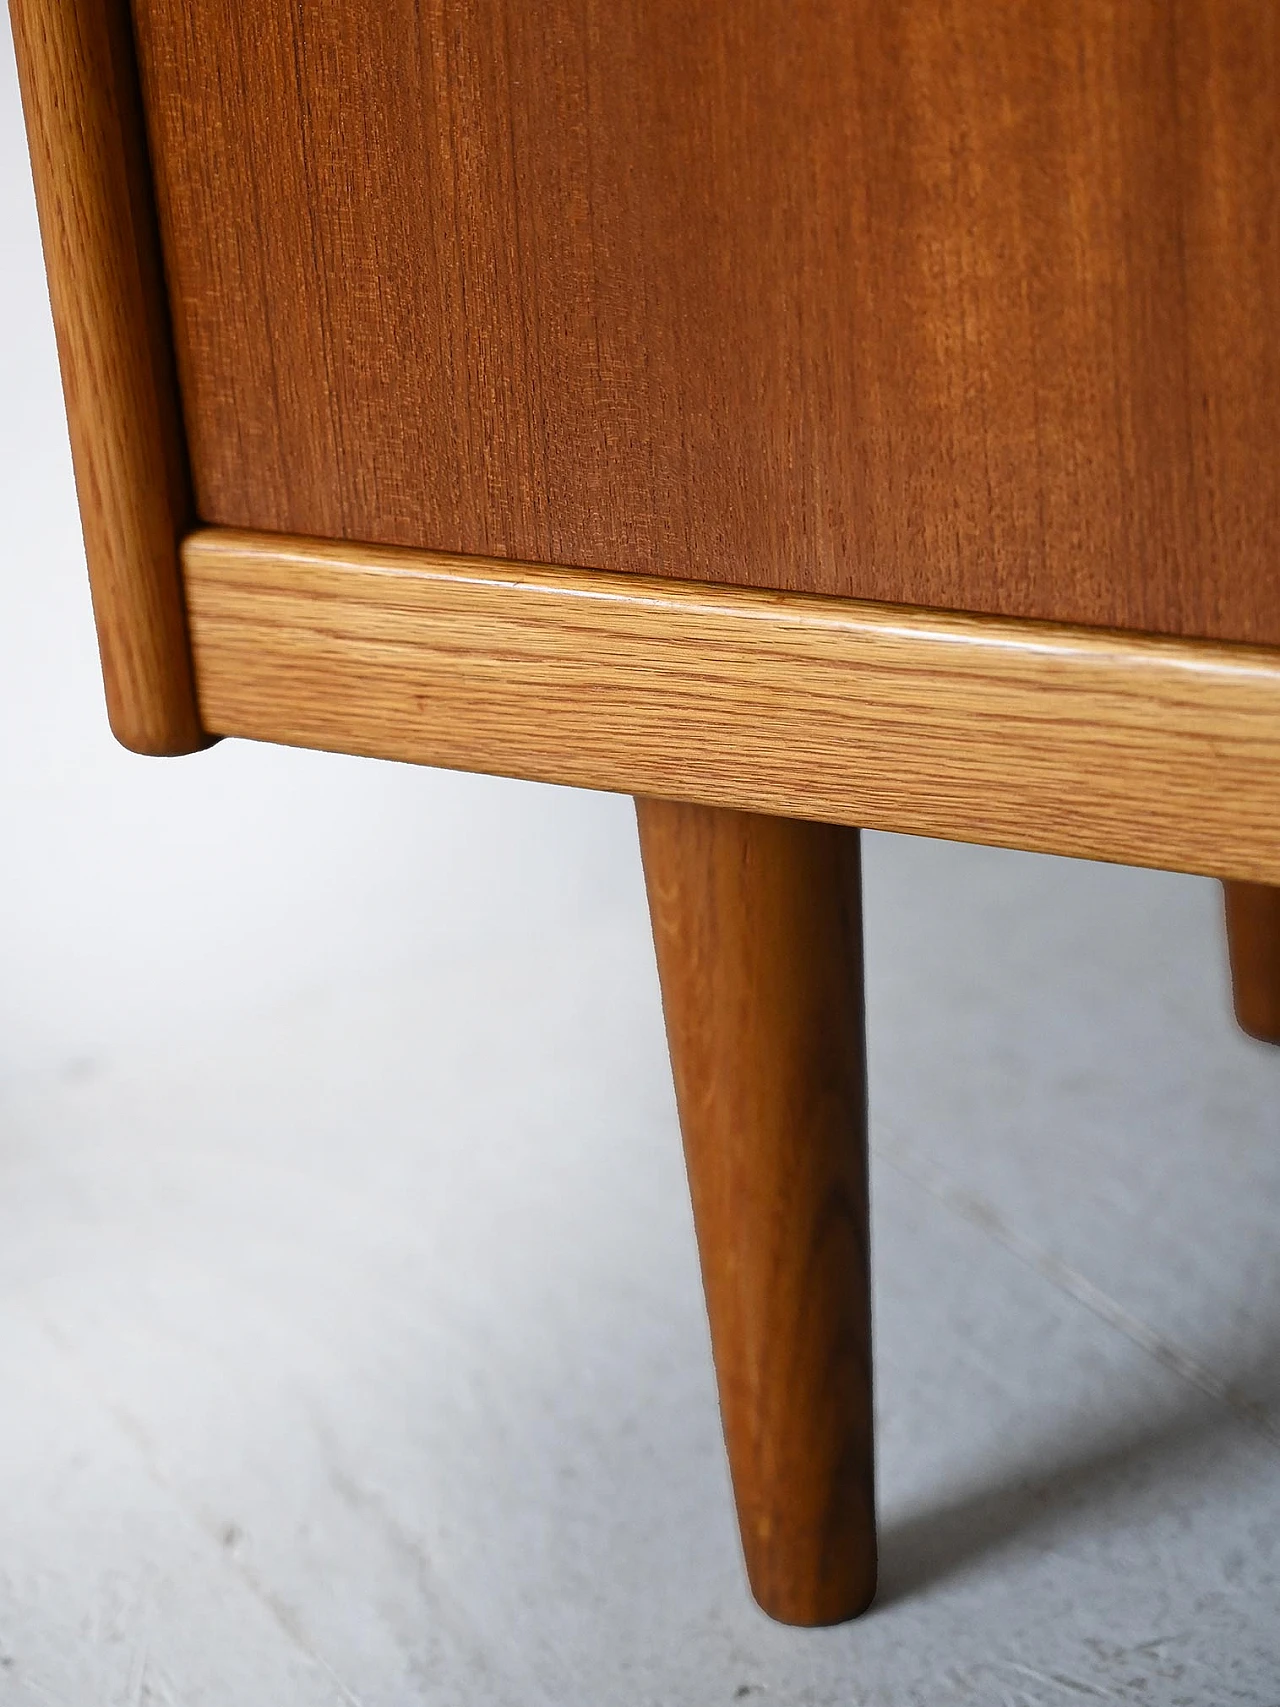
[184, 528, 1280, 885]
[133, 0, 1280, 648]
[1223, 883, 1280, 1046]
[9, 0, 205, 754]
[635, 799, 874, 1625]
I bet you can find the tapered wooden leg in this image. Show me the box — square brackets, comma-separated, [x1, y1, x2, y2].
[635, 798, 875, 1626]
[1223, 881, 1280, 1044]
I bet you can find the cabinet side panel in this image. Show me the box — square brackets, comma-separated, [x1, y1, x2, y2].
[135, 0, 1280, 646]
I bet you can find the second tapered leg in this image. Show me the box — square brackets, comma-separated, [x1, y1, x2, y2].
[636, 797, 875, 1626]
[1223, 880, 1280, 1044]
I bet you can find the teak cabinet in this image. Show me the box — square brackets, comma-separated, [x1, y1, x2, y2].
[11, 0, 1280, 1627]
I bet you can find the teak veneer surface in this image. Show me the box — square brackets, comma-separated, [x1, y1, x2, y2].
[184, 529, 1280, 887]
[132, 0, 1280, 646]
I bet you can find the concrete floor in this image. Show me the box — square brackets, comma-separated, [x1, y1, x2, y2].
[4, 21, 1280, 1705]
[3, 836, 1280, 1707]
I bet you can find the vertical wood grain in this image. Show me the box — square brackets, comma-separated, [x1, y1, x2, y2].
[132, 0, 1280, 645]
[1223, 882, 1280, 1046]
[636, 798, 875, 1625]
[10, 0, 205, 754]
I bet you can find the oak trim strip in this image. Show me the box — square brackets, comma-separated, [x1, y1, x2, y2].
[10, 0, 206, 753]
[185, 528, 1280, 884]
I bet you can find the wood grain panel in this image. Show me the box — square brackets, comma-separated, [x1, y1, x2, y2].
[184, 528, 1280, 885]
[132, 0, 1280, 646]
[10, 0, 206, 753]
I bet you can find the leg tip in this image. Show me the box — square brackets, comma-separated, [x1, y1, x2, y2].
[747, 1559, 878, 1627]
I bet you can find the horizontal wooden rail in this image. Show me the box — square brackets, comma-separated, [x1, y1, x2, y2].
[184, 528, 1280, 884]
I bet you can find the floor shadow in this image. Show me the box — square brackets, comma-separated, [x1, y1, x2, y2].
[875, 1356, 1279, 1609]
